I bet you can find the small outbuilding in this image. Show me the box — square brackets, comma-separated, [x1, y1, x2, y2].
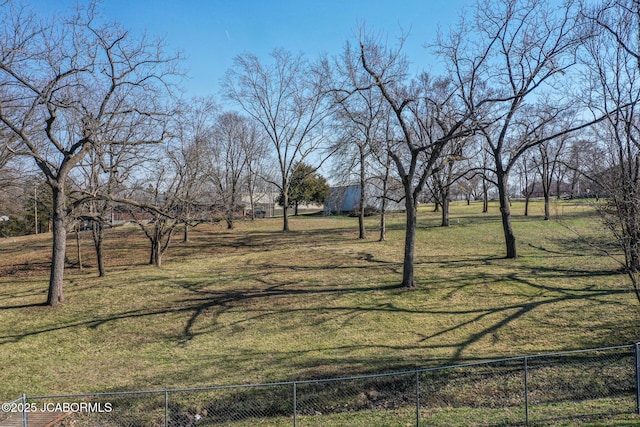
[324, 183, 404, 214]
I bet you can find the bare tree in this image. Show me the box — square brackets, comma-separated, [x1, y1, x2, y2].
[367, 112, 402, 242]
[536, 131, 572, 220]
[75, 114, 157, 276]
[208, 111, 252, 229]
[456, 171, 483, 206]
[329, 42, 389, 238]
[439, 0, 593, 258]
[580, 0, 640, 302]
[79, 148, 121, 276]
[240, 118, 270, 221]
[0, 128, 16, 172]
[0, 2, 179, 305]
[0, 128, 20, 207]
[428, 137, 472, 226]
[515, 151, 538, 216]
[173, 96, 218, 241]
[122, 137, 199, 268]
[562, 137, 600, 197]
[223, 49, 334, 231]
[358, 34, 474, 288]
[0, 130, 27, 235]
[129, 173, 180, 268]
[479, 150, 494, 213]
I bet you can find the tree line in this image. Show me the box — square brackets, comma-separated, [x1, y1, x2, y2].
[1, 0, 639, 306]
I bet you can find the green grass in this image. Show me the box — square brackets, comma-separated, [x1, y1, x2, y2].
[0, 199, 638, 424]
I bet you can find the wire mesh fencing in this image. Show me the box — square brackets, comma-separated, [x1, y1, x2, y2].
[524, 345, 636, 424]
[0, 396, 23, 425]
[8, 344, 640, 426]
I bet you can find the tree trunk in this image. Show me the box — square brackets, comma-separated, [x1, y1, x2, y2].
[358, 206, 365, 239]
[183, 223, 189, 242]
[623, 185, 640, 271]
[282, 191, 290, 231]
[75, 225, 83, 272]
[379, 164, 390, 242]
[154, 248, 162, 268]
[149, 240, 157, 265]
[226, 199, 234, 229]
[402, 197, 417, 288]
[248, 182, 256, 220]
[92, 221, 105, 277]
[544, 193, 551, 220]
[497, 173, 517, 258]
[149, 239, 163, 267]
[542, 159, 551, 220]
[441, 195, 450, 227]
[524, 194, 530, 216]
[149, 223, 160, 266]
[358, 152, 366, 239]
[629, 239, 640, 273]
[626, 192, 640, 304]
[47, 186, 66, 307]
[627, 271, 640, 304]
[34, 185, 38, 235]
[482, 178, 489, 213]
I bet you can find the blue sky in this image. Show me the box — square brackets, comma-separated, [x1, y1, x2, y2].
[30, 1, 474, 102]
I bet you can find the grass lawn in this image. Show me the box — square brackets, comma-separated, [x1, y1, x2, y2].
[0, 199, 638, 406]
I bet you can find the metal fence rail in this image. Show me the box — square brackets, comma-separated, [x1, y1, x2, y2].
[6, 344, 639, 426]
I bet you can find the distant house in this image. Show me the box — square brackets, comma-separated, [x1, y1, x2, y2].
[324, 183, 404, 214]
[241, 190, 325, 217]
[525, 181, 574, 198]
[241, 190, 280, 217]
[325, 185, 360, 213]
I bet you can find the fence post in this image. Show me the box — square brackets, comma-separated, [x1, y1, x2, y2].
[635, 343, 640, 415]
[415, 371, 420, 427]
[165, 390, 169, 427]
[293, 382, 297, 427]
[524, 356, 529, 427]
[21, 394, 26, 427]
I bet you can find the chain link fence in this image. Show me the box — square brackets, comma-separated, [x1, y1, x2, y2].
[0, 396, 23, 426]
[4, 344, 639, 426]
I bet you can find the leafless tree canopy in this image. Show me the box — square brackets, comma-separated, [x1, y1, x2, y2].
[355, 31, 476, 288]
[579, 0, 640, 302]
[435, 0, 595, 259]
[0, 1, 180, 305]
[223, 49, 334, 231]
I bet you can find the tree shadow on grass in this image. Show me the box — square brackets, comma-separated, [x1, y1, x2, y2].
[414, 286, 632, 362]
[0, 302, 48, 310]
[1, 255, 635, 346]
[1, 244, 638, 394]
[173, 278, 407, 344]
[0, 261, 51, 276]
[0, 274, 406, 345]
[110, 273, 636, 398]
[145, 259, 638, 368]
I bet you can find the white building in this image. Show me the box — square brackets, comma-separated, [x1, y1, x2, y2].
[324, 183, 404, 214]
